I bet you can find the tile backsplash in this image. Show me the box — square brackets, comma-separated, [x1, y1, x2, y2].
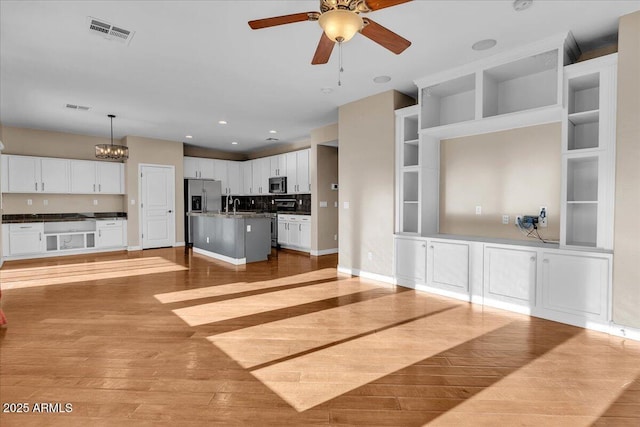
[220, 194, 311, 214]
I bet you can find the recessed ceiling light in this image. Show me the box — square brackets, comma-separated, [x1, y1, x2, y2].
[269, 130, 277, 134]
[218, 120, 227, 125]
[513, 0, 533, 11]
[185, 135, 193, 139]
[231, 141, 238, 145]
[472, 39, 497, 51]
[320, 87, 333, 94]
[373, 75, 391, 84]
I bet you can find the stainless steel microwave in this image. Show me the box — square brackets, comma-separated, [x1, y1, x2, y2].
[269, 176, 287, 194]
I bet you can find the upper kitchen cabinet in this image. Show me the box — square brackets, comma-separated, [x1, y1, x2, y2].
[69, 160, 124, 194]
[183, 156, 214, 179]
[2, 155, 69, 193]
[269, 154, 286, 177]
[241, 161, 252, 195]
[226, 161, 242, 195]
[285, 149, 310, 194]
[251, 157, 270, 195]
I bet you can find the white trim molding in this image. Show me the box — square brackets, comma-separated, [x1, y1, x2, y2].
[193, 247, 246, 265]
[174, 241, 185, 247]
[337, 265, 396, 285]
[609, 323, 640, 342]
[128, 246, 142, 251]
[310, 248, 338, 256]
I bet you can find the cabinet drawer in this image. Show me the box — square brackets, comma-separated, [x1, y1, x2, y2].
[9, 223, 44, 232]
[96, 221, 123, 229]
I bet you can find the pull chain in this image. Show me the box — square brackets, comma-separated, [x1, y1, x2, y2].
[338, 39, 344, 87]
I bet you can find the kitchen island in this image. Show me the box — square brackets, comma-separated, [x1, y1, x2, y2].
[188, 212, 271, 265]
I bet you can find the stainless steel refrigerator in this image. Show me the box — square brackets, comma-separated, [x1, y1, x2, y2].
[185, 179, 222, 247]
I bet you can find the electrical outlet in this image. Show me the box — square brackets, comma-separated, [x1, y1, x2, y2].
[251, 199, 255, 205]
[367, 251, 373, 261]
[334, 201, 338, 208]
[344, 202, 349, 209]
[502, 214, 509, 225]
[43, 199, 49, 206]
[131, 199, 136, 205]
[475, 205, 482, 215]
[334, 234, 337, 241]
[515, 215, 523, 226]
[206, 237, 209, 243]
[539, 206, 548, 228]
[319, 201, 327, 208]
[93, 199, 98, 206]
[247, 225, 251, 232]
[27, 199, 33, 206]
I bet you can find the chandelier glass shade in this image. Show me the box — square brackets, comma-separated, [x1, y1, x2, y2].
[318, 9, 363, 42]
[95, 114, 128, 160]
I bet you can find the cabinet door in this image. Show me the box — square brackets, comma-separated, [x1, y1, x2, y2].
[97, 162, 124, 194]
[395, 238, 427, 285]
[427, 240, 469, 293]
[7, 155, 39, 193]
[184, 157, 199, 178]
[40, 158, 70, 193]
[241, 162, 252, 195]
[541, 252, 609, 321]
[484, 246, 537, 309]
[8, 224, 44, 255]
[70, 160, 97, 193]
[296, 149, 310, 193]
[300, 220, 311, 250]
[288, 220, 301, 246]
[213, 159, 228, 190]
[277, 220, 288, 245]
[226, 162, 242, 195]
[251, 160, 262, 194]
[96, 222, 124, 248]
[285, 152, 298, 192]
[251, 158, 269, 194]
[199, 158, 215, 180]
[270, 155, 286, 177]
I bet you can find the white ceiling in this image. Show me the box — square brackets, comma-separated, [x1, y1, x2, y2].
[1, 1, 638, 153]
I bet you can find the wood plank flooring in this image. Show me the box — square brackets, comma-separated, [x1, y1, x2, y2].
[1, 248, 639, 426]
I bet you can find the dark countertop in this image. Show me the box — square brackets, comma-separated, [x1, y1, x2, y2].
[2, 212, 127, 224]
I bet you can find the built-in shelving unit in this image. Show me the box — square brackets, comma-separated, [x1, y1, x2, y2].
[421, 74, 475, 129]
[561, 54, 617, 250]
[396, 105, 421, 234]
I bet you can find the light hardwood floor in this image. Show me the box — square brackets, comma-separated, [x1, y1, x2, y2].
[0, 248, 639, 426]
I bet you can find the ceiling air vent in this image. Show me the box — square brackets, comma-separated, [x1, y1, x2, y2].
[266, 137, 279, 141]
[66, 104, 91, 111]
[87, 17, 135, 45]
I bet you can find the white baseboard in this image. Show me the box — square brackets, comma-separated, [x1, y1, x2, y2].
[128, 246, 142, 251]
[609, 323, 640, 341]
[193, 247, 246, 265]
[174, 242, 185, 247]
[310, 248, 338, 256]
[3, 247, 127, 261]
[337, 265, 396, 285]
[413, 283, 471, 303]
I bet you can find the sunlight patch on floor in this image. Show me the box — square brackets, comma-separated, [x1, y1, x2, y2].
[208, 290, 462, 368]
[154, 268, 338, 304]
[0, 257, 187, 290]
[250, 306, 512, 412]
[171, 278, 377, 326]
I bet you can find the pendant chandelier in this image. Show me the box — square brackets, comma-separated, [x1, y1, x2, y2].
[95, 114, 128, 160]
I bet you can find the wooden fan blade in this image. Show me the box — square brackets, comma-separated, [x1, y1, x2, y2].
[248, 12, 316, 30]
[360, 18, 411, 54]
[311, 33, 335, 65]
[364, 0, 412, 11]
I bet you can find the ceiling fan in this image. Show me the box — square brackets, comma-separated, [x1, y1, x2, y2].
[248, 0, 412, 65]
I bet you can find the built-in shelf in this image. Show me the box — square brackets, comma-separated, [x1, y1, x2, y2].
[568, 110, 599, 125]
[568, 72, 599, 114]
[567, 156, 598, 202]
[403, 200, 419, 204]
[567, 200, 598, 204]
[421, 73, 475, 129]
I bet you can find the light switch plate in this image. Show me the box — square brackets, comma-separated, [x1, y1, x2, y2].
[475, 206, 482, 215]
[247, 225, 251, 232]
[319, 201, 327, 208]
[502, 214, 509, 224]
[343, 202, 349, 209]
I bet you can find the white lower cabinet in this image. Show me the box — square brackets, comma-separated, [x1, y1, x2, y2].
[277, 215, 311, 252]
[394, 237, 427, 285]
[484, 246, 537, 312]
[6, 223, 45, 255]
[540, 251, 610, 323]
[96, 220, 126, 248]
[393, 234, 612, 333]
[427, 240, 469, 293]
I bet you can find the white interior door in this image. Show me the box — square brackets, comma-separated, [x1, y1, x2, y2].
[141, 165, 175, 249]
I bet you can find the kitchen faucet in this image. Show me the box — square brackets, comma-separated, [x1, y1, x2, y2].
[233, 198, 240, 215]
[225, 193, 232, 214]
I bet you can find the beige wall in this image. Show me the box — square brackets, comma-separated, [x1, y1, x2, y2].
[310, 123, 339, 253]
[338, 90, 414, 277]
[613, 11, 640, 329]
[439, 123, 561, 241]
[0, 126, 126, 215]
[183, 145, 245, 161]
[123, 136, 184, 248]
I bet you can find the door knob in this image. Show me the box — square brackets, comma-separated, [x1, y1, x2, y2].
[168, 210, 173, 213]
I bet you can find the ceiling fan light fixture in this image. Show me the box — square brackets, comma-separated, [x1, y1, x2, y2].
[318, 9, 363, 43]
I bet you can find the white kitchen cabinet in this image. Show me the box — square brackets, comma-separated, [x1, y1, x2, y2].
[5, 155, 69, 193]
[484, 246, 537, 311]
[277, 215, 310, 252]
[183, 156, 215, 179]
[226, 161, 242, 195]
[394, 236, 427, 286]
[5, 223, 45, 256]
[540, 251, 610, 322]
[427, 240, 469, 294]
[213, 159, 227, 185]
[270, 154, 286, 177]
[285, 149, 311, 194]
[96, 220, 126, 248]
[241, 161, 252, 195]
[69, 160, 124, 194]
[251, 157, 270, 195]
